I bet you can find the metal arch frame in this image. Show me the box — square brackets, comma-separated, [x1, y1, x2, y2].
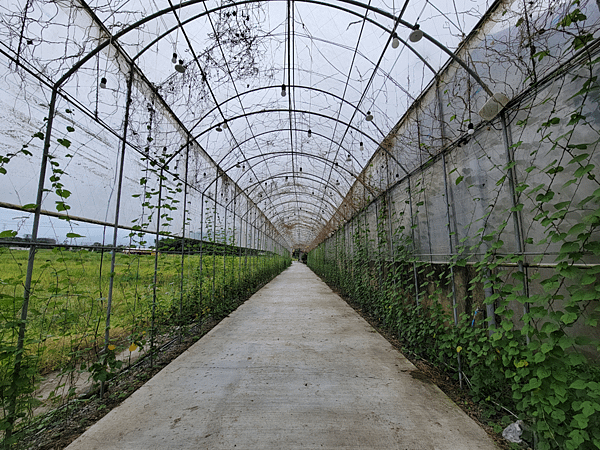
[165, 102, 401, 186]
[263, 199, 335, 224]
[132, 10, 439, 86]
[218, 171, 348, 235]
[42, 0, 495, 240]
[193, 107, 408, 181]
[276, 219, 328, 237]
[54, 0, 493, 99]
[39, 0, 494, 243]
[240, 173, 344, 205]
[266, 200, 332, 223]
[28, 0, 497, 250]
[216, 127, 364, 186]
[186, 84, 387, 138]
[213, 150, 362, 196]
[222, 170, 347, 214]
[241, 174, 342, 211]
[217, 176, 340, 217]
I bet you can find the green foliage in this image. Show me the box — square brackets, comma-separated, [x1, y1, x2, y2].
[309, 14, 600, 448]
[0, 247, 290, 444]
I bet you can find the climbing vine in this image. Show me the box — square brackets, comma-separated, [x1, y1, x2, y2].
[309, 3, 600, 448]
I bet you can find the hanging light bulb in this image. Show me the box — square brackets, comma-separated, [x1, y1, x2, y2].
[346, 153, 351, 162]
[308, 129, 312, 138]
[359, 141, 364, 151]
[281, 84, 286, 97]
[467, 123, 475, 135]
[175, 59, 186, 73]
[409, 24, 423, 43]
[299, 167, 302, 172]
[171, 52, 178, 64]
[391, 33, 400, 49]
[223, 120, 228, 129]
[216, 123, 223, 132]
[100, 77, 107, 89]
[366, 111, 373, 121]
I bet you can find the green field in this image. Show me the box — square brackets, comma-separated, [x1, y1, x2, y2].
[0, 246, 289, 432]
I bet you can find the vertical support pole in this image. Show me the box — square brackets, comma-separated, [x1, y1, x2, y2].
[500, 112, 529, 343]
[374, 200, 381, 298]
[407, 177, 420, 305]
[212, 175, 218, 310]
[222, 197, 228, 305]
[179, 143, 190, 340]
[238, 205, 243, 289]
[232, 197, 238, 298]
[102, 64, 134, 396]
[386, 189, 397, 314]
[198, 192, 205, 317]
[150, 168, 164, 368]
[363, 208, 369, 309]
[442, 153, 463, 389]
[6, 87, 58, 439]
[437, 82, 462, 387]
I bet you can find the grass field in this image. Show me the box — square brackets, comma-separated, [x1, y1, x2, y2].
[0, 246, 289, 429]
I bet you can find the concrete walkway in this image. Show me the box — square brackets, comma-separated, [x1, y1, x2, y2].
[67, 262, 497, 450]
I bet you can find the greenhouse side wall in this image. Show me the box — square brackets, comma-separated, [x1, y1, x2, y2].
[0, 14, 291, 445]
[309, 1, 600, 447]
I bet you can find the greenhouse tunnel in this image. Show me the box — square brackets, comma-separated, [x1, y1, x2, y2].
[1, 0, 600, 448]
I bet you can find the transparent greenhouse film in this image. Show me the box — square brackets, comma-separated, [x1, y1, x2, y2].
[309, 2, 600, 448]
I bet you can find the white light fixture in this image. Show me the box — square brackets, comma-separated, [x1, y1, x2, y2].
[223, 120, 228, 129]
[478, 93, 510, 121]
[100, 77, 107, 89]
[308, 129, 312, 138]
[467, 123, 475, 135]
[359, 141, 364, 151]
[171, 52, 178, 64]
[281, 83, 286, 97]
[366, 111, 373, 121]
[391, 33, 400, 49]
[175, 59, 186, 73]
[409, 24, 423, 43]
